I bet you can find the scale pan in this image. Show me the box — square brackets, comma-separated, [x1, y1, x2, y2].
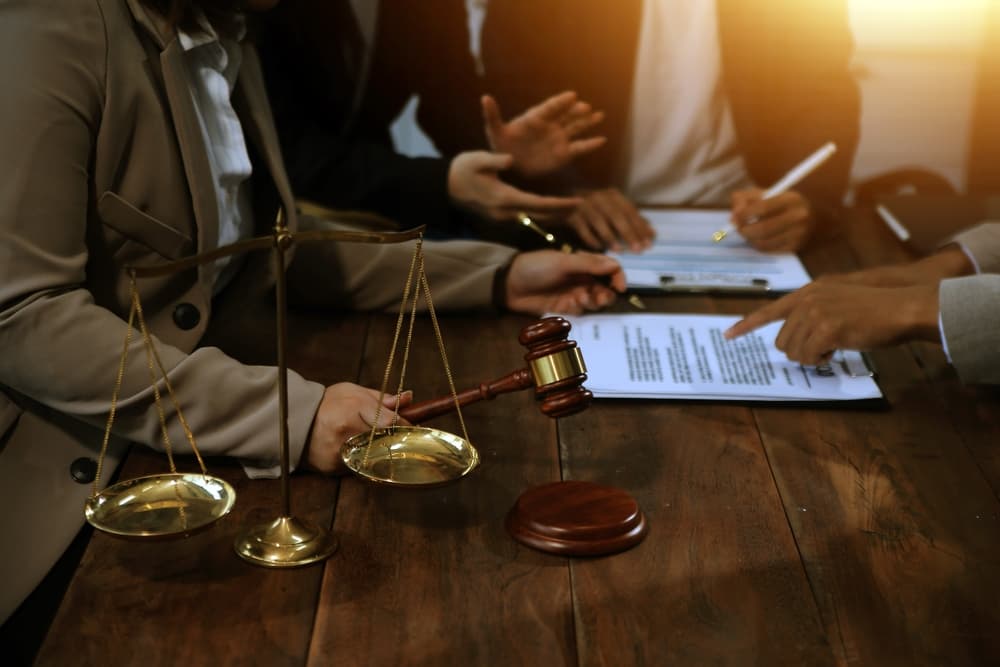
[342, 426, 479, 487]
[85, 473, 236, 539]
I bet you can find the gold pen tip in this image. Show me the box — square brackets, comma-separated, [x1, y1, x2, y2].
[711, 230, 728, 242]
[628, 294, 647, 310]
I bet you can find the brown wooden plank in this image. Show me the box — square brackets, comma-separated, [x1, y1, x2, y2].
[909, 344, 1000, 498]
[755, 342, 1000, 666]
[565, 402, 836, 666]
[308, 313, 576, 666]
[36, 449, 336, 667]
[838, 209, 1000, 496]
[36, 301, 370, 666]
[562, 294, 835, 666]
[752, 212, 1000, 665]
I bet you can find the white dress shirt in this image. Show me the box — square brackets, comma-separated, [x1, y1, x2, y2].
[178, 11, 255, 293]
[623, 0, 752, 206]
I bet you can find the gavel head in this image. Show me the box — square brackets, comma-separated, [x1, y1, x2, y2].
[518, 317, 593, 418]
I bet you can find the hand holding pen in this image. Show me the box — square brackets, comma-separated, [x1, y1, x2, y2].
[517, 212, 647, 310]
[714, 142, 837, 252]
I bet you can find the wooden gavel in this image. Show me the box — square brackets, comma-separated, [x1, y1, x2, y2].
[398, 316, 593, 423]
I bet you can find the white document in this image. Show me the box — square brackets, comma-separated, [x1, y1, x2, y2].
[608, 209, 812, 293]
[564, 313, 882, 402]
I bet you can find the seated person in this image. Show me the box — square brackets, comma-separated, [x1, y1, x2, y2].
[725, 224, 1000, 385]
[478, 0, 861, 252]
[258, 0, 607, 235]
[0, 0, 624, 628]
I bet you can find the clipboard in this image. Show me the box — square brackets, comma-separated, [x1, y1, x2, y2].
[610, 209, 813, 295]
[654, 274, 771, 294]
[876, 195, 1000, 255]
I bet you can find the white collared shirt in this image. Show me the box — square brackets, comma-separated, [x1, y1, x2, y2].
[623, 0, 752, 206]
[177, 11, 254, 293]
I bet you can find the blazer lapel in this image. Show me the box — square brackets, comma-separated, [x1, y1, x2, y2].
[233, 45, 299, 233]
[125, 0, 220, 282]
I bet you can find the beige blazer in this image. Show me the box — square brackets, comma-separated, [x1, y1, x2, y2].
[940, 223, 1000, 384]
[0, 0, 515, 622]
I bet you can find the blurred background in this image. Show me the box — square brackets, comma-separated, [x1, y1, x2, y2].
[389, 0, 1000, 200]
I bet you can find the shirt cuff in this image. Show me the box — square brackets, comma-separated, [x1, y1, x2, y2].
[958, 243, 982, 274]
[938, 308, 952, 363]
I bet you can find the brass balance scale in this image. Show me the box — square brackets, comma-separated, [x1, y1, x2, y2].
[85, 205, 646, 565]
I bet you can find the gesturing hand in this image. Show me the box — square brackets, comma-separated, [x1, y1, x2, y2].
[447, 150, 580, 221]
[302, 383, 412, 475]
[482, 91, 605, 178]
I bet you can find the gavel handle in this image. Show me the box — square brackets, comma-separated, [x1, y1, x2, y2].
[398, 368, 534, 424]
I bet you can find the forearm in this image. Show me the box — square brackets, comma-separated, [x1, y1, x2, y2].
[900, 283, 943, 343]
[829, 245, 974, 287]
[879, 246, 974, 286]
[286, 229, 518, 312]
[0, 289, 325, 473]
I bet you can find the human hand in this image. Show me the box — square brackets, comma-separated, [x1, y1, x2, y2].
[564, 188, 655, 252]
[447, 150, 580, 221]
[504, 249, 625, 315]
[482, 91, 606, 178]
[302, 383, 412, 474]
[724, 281, 941, 365]
[814, 245, 974, 288]
[730, 188, 815, 252]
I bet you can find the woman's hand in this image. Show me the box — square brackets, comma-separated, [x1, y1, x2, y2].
[302, 383, 412, 474]
[504, 250, 625, 315]
[447, 150, 580, 221]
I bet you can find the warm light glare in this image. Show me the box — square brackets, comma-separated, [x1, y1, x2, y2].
[850, 0, 991, 51]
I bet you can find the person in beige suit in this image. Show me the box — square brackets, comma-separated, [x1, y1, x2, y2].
[726, 223, 1000, 384]
[0, 0, 626, 631]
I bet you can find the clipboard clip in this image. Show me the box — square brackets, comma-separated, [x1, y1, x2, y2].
[657, 275, 771, 293]
[833, 350, 877, 378]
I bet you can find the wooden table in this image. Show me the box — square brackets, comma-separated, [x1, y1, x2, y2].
[36, 210, 1000, 666]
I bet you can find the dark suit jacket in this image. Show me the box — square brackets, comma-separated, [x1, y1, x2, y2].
[480, 0, 861, 214]
[355, 0, 486, 157]
[257, 0, 486, 232]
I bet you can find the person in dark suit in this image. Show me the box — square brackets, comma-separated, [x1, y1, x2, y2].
[257, 0, 607, 235]
[471, 0, 860, 252]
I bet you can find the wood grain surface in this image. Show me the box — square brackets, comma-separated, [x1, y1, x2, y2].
[34, 210, 1000, 666]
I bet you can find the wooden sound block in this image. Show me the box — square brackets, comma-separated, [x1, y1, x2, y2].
[505, 480, 648, 556]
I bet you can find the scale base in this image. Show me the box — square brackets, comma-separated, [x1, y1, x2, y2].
[234, 515, 338, 567]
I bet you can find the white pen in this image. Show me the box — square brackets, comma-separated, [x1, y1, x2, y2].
[712, 141, 838, 242]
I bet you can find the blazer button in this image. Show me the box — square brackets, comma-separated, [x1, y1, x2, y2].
[173, 302, 201, 330]
[70, 457, 98, 484]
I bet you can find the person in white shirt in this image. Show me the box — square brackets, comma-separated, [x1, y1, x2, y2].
[480, 0, 860, 253]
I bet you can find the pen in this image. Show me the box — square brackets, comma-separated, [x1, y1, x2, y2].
[712, 141, 838, 242]
[516, 212, 646, 309]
